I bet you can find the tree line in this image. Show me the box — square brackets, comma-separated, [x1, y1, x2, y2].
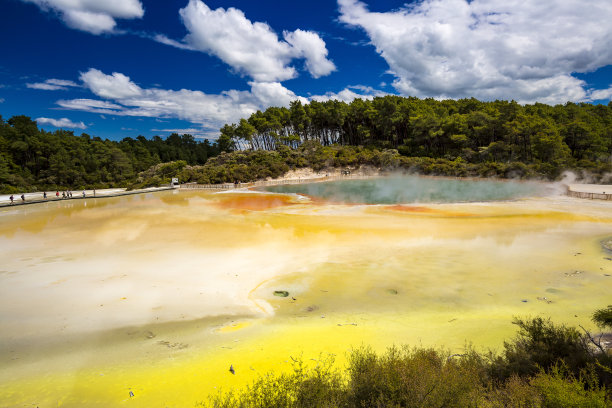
[220, 96, 612, 168]
[0, 115, 224, 193]
[2, 96, 612, 193]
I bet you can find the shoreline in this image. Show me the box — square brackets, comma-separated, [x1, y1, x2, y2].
[0, 186, 175, 208]
[2, 167, 611, 208]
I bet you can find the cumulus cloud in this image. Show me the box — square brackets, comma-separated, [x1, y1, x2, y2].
[79, 69, 142, 99]
[36, 117, 87, 129]
[22, 0, 144, 34]
[57, 68, 305, 129]
[27, 78, 80, 91]
[157, 0, 335, 82]
[338, 0, 612, 104]
[284, 29, 336, 79]
[57, 69, 386, 133]
[310, 85, 387, 102]
[589, 86, 612, 101]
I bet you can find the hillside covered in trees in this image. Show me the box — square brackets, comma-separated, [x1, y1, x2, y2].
[2, 97, 612, 193]
[0, 115, 227, 193]
[220, 97, 611, 167]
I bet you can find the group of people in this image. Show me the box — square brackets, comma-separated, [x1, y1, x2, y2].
[8, 194, 26, 204]
[8, 189, 96, 204]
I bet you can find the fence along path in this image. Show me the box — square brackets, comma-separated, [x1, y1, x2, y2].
[567, 184, 612, 200]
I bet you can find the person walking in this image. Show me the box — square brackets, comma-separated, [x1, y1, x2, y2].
[82, 190, 86, 198]
[43, 191, 47, 199]
[20, 194, 25, 202]
[62, 191, 65, 199]
[56, 191, 59, 198]
[9, 195, 14, 204]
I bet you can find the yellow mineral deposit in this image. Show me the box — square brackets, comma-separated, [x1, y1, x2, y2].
[0, 185, 611, 407]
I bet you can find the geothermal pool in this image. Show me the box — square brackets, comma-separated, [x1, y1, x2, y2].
[1, 177, 611, 407]
[261, 175, 547, 203]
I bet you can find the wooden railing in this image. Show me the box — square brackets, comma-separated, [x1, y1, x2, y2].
[567, 189, 612, 200]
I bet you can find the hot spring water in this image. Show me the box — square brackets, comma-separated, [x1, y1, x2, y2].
[261, 175, 548, 204]
[0, 176, 610, 407]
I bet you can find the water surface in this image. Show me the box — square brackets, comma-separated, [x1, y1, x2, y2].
[261, 175, 547, 203]
[0, 187, 610, 407]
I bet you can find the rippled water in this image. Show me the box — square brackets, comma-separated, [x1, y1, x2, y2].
[261, 175, 548, 204]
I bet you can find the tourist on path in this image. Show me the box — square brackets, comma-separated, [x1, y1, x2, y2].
[56, 191, 59, 198]
[82, 191, 86, 198]
[20, 194, 25, 202]
[9, 195, 13, 204]
[43, 192, 47, 199]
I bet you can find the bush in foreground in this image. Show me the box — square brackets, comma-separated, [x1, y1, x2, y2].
[201, 316, 612, 408]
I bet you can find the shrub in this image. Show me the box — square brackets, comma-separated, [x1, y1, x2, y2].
[204, 355, 343, 408]
[531, 365, 608, 408]
[489, 317, 592, 382]
[345, 346, 486, 407]
[593, 306, 612, 330]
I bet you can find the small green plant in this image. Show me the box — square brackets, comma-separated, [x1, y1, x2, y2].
[593, 306, 612, 330]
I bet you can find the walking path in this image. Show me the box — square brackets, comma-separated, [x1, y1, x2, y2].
[567, 184, 612, 200]
[0, 186, 175, 208]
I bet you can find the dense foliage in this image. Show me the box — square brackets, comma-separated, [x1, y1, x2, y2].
[220, 96, 612, 173]
[0, 115, 222, 193]
[3, 96, 612, 193]
[594, 306, 612, 330]
[204, 316, 612, 408]
[153, 141, 608, 186]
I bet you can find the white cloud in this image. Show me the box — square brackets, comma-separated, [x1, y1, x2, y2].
[589, 86, 612, 101]
[338, 0, 612, 104]
[0, 98, 5, 104]
[284, 29, 336, 79]
[310, 85, 387, 103]
[79, 69, 142, 99]
[36, 117, 87, 129]
[157, 0, 335, 82]
[22, 0, 144, 34]
[57, 98, 125, 114]
[58, 68, 306, 129]
[152, 128, 201, 133]
[57, 69, 390, 131]
[152, 34, 196, 51]
[27, 78, 80, 91]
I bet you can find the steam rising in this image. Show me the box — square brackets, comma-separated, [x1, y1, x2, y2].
[263, 175, 552, 204]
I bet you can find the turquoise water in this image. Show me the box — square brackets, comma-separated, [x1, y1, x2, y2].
[261, 176, 548, 204]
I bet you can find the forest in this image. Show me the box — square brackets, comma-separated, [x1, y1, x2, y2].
[220, 97, 611, 167]
[0, 115, 227, 193]
[1, 96, 611, 193]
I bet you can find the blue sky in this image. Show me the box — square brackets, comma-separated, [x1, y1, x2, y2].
[1, 0, 611, 141]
